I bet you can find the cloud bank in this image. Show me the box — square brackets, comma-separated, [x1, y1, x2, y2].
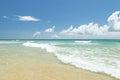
[60, 24, 108, 36]
[32, 11, 120, 39]
[58, 11, 120, 38]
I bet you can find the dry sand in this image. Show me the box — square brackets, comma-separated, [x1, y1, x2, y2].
[0, 61, 116, 80]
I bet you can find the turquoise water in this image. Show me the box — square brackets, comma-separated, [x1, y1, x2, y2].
[0, 39, 120, 79]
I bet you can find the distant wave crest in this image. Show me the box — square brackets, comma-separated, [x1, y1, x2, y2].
[74, 40, 92, 44]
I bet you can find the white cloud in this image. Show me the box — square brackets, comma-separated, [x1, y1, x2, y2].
[45, 26, 55, 32]
[59, 11, 120, 38]
[18, 16, 40, 21]
[60, 23, 109, 36]
[108, 11, 120, 31]
[33, 32, 41, 38]
[2, 16, 8, 19]
[31, 11, 120, 39]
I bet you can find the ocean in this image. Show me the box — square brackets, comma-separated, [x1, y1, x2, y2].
[0, 39, 120, 79]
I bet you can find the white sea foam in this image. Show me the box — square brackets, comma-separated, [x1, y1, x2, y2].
[55, 51, 120, 79]
[23, 42, 56, 53]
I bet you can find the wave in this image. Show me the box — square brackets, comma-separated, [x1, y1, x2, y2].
[55, 52, 120, 79]
[22, 41, 120, 79]
[23, 42, 56, 53]
[74, 40, 92, 44]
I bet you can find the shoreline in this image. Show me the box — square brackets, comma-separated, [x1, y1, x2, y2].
[62, 63, 118, 80]
[0, 43, 119, 80]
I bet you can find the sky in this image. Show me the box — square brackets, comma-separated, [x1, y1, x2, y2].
[0, 0, 120, 39]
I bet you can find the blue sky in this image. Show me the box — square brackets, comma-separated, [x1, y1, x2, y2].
[0, 0, 120, 39]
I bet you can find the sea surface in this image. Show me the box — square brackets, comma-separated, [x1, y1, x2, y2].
[0, 39, 120, 79]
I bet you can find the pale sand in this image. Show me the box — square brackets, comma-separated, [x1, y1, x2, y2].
[0, 61, 116, 80]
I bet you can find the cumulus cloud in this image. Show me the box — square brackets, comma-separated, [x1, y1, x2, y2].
[108, 11, 120, 31]
[31, 11, 120, 39]
[60, 23, 109, 36]
[45, 26, 55, 32]
[33, 32, 41, 38]
[59, 11, 120, 38]
[18, 16, 40, 21]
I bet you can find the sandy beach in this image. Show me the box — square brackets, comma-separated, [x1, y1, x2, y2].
[0, 55, 116, 80]
[1, 0, 120, 79]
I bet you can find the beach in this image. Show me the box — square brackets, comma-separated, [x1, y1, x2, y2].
[1, 0, 120, 79]
[0, 39, 119, 80]
[0, 54, 116, 80]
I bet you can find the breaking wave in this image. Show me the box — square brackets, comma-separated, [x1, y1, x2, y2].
[74, 40, 93, 45]
[22, 41, 120, 79]
[23, 42, 56, 53]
